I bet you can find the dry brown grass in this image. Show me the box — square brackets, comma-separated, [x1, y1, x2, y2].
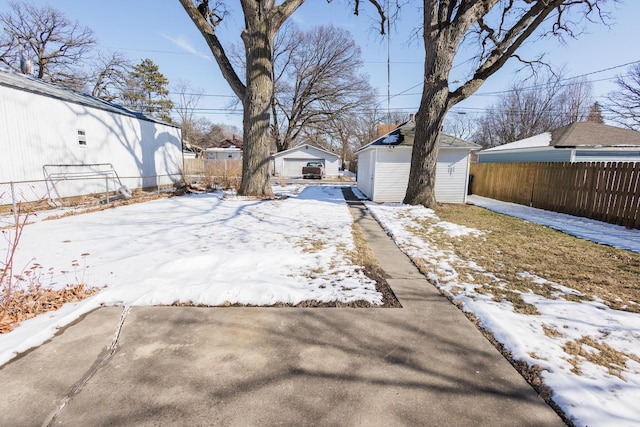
[432, 204, 640, 313]
[563, 336, 640, 378]
[1, 211, 99, 333]
[349, 219, 401, 307]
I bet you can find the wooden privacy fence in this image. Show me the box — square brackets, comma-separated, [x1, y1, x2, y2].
[469, 162, 640, 229]
[183, 159, 242, 189]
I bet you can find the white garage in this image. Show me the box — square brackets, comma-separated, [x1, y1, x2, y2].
[355, 120, 480, 203]
[272, 144, 340, 178]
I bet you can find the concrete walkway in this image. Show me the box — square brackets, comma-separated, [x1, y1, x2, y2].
[0, 190, 565, 426]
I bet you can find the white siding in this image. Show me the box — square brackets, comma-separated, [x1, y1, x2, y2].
[205, 149, 242, 160]
[435, 149, 470, 204]
[272, 145, 340, 177]
[0, 84, 182, 200]
[356, 150, 375, 199]
[371, 147, 411, 202]
[356, 146, 473, 204]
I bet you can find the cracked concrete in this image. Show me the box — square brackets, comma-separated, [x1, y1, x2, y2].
[0, 189, 565, 426]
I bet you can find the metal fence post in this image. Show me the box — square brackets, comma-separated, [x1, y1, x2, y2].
[106, 176, 110, 204]
[10, 181, 18, 226]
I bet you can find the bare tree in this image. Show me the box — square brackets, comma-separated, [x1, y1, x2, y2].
[404, 1, 613, 207]
[0, 1, 95, 90]
[472, 72, 593, 148]
[606, 63, 640, 131]
[173, 80, 205, 147]
[443, 112, 476, 141]
[271, 23, 377, 152]
[179, 0, 385, 197]
[91, 52, 132, 101]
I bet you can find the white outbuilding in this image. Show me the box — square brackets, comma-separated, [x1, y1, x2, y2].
[0, 68, 182, 205]
[356, 120, 480, 203]
[271, 143, 340, 178]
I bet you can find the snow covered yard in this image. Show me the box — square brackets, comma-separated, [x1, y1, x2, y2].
[0, 185, 381, 366]
[366, 202, 640, 427]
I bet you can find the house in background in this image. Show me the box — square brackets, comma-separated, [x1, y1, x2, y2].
[271, 143, 340, 178]
[0, 67, 182, 204]
[356, 120, 480, 203]
[477, 122, 640, 163]
[204, 134, 243, 160]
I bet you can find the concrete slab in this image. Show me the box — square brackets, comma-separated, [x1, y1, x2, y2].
[0, 188, 565, 426]
[50, 307, 562, 427]
[0, 307, 124, 426]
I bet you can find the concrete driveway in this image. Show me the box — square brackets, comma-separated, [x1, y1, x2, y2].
[0, 191, 565, 426]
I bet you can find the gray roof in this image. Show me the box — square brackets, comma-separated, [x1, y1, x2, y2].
[550, 122, 640, 147]
[357, 120, 480, 153]
[0, 67, 176, 127]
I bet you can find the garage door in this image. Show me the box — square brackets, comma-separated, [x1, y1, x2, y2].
[283, 158, 324, 177]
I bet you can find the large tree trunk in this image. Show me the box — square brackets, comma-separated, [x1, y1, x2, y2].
[239, 5, 275, 197]
[403, 84, 449, 208]
[403, 17, 455, 208]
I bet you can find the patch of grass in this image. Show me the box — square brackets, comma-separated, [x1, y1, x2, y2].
[434, 204, 640, 313]
[542, 324, 562, 339]
[563, 336, 640, 378]
[302, 239, 325, 253]
[349, 217, 402, 308]
[502, 291, 540, 315]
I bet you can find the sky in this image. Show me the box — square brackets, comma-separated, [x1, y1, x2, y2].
[1, 184, 639, 426]
[1, 1, 639, 130]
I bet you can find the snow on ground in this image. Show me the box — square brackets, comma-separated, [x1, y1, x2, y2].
[468, 195, 640, 254]
[367, 202, 640, 427]
[0, 185, 380, 366]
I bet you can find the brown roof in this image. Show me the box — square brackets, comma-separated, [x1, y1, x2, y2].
[207, 134, 243, 149]
[551, 122, 640, 147]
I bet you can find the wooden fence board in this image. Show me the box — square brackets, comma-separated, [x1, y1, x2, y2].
[470, 161, 640, 230]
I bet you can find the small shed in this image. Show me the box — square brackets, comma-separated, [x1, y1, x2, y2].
[477, 122, 640, 163]
[272, 143, 340, 177]
[0, 68, 182, 204]
[356, 120, 480, 203]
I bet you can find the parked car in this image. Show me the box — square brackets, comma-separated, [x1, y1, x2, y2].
[302, 161, 325, 179]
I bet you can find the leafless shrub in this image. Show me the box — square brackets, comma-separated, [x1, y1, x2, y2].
[0, 207, 98, 333]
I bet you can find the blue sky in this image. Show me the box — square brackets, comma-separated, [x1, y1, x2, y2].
[2, 1, 639, 130]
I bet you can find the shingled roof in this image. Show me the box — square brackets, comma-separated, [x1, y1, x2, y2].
[207, 134, 243, 149]
[550, 122, 640, 147]
[357, 120, 480, 152]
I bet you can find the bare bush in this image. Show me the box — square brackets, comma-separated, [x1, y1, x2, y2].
[1, 208, 98, 333]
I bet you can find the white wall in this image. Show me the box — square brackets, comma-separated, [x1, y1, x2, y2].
[434, 149, 471, 204]
[0, 84, 182, 201]
[205, 149, 242, 160]
[357, 150, 374, 199]
[371, 147, 411, 203]
[273, 145, 340, 177]
[356, 146, 472, 203]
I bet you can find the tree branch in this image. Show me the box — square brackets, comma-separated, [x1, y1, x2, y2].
[179, 0, 246, 101]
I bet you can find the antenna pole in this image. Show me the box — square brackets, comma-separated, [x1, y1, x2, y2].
[386, 0, 391, 124]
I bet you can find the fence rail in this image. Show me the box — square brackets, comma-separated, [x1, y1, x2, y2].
[469, 162, 640, 229]
[1, 173, 183, 227]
